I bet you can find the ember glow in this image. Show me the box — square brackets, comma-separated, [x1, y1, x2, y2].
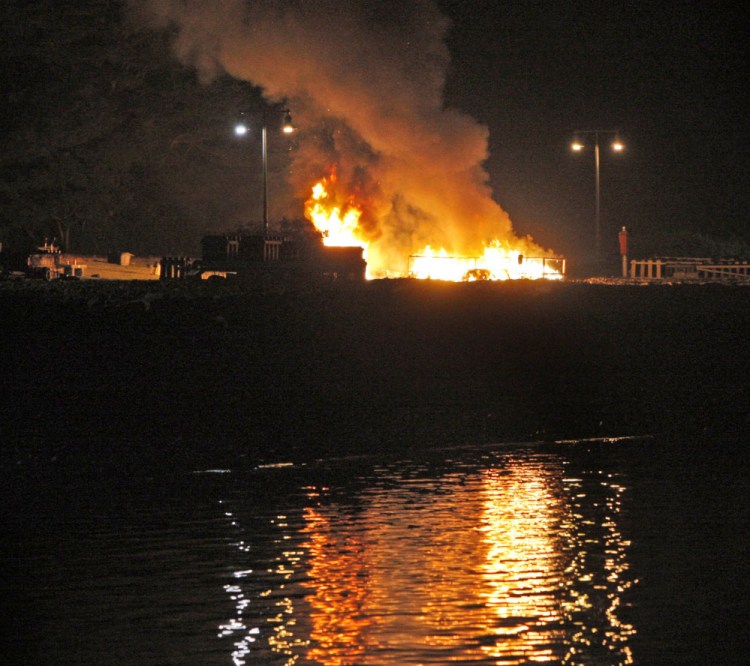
[305, 173, 564, 281]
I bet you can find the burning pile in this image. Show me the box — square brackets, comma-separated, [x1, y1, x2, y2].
[132, 0, 563, 281]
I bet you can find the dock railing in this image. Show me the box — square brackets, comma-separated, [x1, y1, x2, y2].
[629, 257, 750, 281]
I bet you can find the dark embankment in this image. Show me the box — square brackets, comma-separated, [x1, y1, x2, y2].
[2, 279, 748, 473]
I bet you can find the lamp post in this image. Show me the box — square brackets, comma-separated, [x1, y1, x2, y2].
[571, 130, 624, 258]
[235, 108, 295, 237]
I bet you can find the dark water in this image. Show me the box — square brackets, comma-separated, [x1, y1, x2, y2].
[4, 437, 749, 665]
[2, 281, 750, 663]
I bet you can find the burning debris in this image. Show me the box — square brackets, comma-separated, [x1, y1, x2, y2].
[130, 0, 563, 280]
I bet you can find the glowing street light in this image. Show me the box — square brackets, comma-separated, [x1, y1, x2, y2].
[282, 110, 295, 134]
[570, 130, 624, 257]
[234, 108, 296, 237]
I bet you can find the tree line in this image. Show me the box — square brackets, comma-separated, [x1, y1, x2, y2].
[0, 0, 296, 256]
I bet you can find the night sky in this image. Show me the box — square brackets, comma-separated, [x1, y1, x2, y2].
[440, 0, 749, 259]
[1, 0, 748, 264]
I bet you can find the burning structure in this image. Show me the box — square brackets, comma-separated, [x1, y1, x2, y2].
[201, 231, 366, 282]
[131, 1, 564, 281]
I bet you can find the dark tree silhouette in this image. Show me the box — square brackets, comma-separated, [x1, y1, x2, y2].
[0, 0, 296, 255]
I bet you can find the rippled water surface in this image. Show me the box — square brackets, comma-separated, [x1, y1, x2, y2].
[5, 438, 749, 664]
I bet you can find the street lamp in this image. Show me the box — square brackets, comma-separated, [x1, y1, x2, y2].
[234, 108, 296, 237]
[570, 130, 624, 258]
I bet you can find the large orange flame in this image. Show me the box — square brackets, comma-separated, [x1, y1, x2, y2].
[305, 172, 368, 250]
[304, 172, 564, 281]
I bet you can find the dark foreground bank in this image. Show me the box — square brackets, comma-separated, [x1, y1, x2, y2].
[2, 279, 749, 474]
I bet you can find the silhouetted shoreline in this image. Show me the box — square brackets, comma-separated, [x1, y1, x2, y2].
[3, 279, 749, 476]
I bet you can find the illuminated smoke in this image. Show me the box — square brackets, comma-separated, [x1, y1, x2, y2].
[130, 0, 548, 276]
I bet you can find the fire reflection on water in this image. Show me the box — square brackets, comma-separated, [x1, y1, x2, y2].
[301, 505, 371, 664]
[477, 461, 565, 662]
[218, 453, 636, 664]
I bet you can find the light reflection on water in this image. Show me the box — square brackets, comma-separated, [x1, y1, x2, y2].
[10, 439, 749, 664]
[216, 448, 637, 665]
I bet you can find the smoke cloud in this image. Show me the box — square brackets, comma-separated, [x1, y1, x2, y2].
[130, 0, 546, 276]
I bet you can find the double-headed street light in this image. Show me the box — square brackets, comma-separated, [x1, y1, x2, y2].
[235, 109, 295, 237]
[571, 130, 624, 258]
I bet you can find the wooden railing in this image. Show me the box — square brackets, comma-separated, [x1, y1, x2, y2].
[629, 258, 750, 281]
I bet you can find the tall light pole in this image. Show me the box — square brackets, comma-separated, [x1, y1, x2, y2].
[235, 108, 295, 238]
[571, 130, 624, 258]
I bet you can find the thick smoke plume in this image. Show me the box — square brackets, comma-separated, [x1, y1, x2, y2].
[130, 0, 547, 276]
